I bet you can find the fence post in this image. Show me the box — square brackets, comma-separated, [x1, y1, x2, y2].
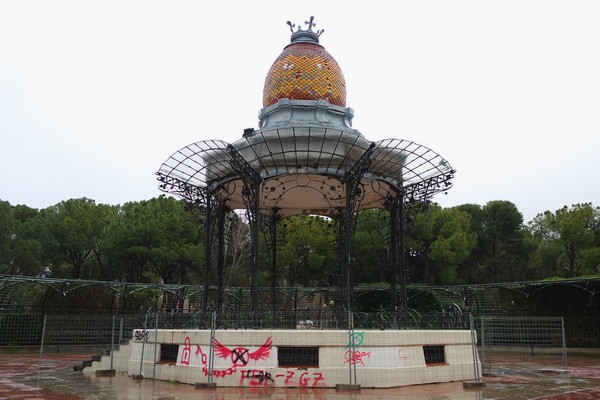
[119, 317, 123, 345]
[110, 315, 115, 370]
[138, 310, 150, 377]
[208, 310, 216, 383]
[469, 314, 481, 382]
[480, 316, 487, 375]
[38, 315, 47, 369]
[347, 310, 357, 385]
[153, 313, 158, 379]
[560, 317, 568, 372]
[335, 310, 360, 391]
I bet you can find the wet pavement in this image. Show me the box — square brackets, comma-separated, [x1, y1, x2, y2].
[1, 352, 599, 399]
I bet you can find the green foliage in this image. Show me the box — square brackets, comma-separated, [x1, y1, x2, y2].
[581, 247, 600, 274]
[353, 289, 389, 312]
[406, 204, 477, 285]
[1, 203, 49, 276]
[2, 194, 600, 315]
[42, 198, 118, 279]
[276, 215, 336, 287]
[455, 200, 527, 283]
[105, 196, 203, 285]
[0, 196, 203, 287]
[407, 289, 442, 312]
[0, 200, 15, 271]
[529, 203, 600, 278]
[224, 213, 251, 287]
[0, 313, 43, 345]
[3, 283, 47, 311]
[353, 210, 391, 283]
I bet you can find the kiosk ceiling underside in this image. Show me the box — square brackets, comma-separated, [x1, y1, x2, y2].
[157, 133, 453, 217]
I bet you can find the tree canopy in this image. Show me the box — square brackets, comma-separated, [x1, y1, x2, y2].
[1, 196, 598, 287]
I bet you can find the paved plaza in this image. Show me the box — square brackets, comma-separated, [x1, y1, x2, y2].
[1, 352, 600, 399]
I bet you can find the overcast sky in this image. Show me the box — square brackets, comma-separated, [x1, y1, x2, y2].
[1, 1, 598, 223]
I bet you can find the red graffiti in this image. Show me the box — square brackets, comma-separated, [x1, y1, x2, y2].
[203, 365, 237, 377]
[312, 372, 324, 386]
[181, 337, 191, 365]
[279, 370, 295, 385]
[239, 369, 274, 386]
[203, 336, 273, 380]
[398, 349, 408, 361]
[195, 344, 207, 364]
[299, 372, 310, 386]
[344, 350, 371, 366]
[274, 371, 325, 387]
[213, 336, 272, 367]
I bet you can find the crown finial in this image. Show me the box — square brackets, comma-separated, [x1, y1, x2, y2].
[305, 16, 316, 30]
[286, 21, 296, 34]
[287, 16, 324, 44]
[304, 16, 324, 36]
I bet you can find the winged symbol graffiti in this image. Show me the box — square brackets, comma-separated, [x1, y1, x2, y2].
[213, 336, 273, 366]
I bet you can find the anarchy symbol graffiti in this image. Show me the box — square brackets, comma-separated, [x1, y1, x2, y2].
[232, 347, 250, 366]
[347, 331, 364, 347]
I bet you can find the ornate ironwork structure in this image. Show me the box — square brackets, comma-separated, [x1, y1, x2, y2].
[155, 18, 455, 316]
[4, 274, 600, 347]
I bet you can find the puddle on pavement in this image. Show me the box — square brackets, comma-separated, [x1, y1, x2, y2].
[1, 353, 599, 399]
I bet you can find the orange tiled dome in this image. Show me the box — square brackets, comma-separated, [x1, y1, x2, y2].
[263, 20, 346, 108]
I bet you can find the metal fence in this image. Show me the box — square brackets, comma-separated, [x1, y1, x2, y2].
[0, 312, 43, 346]
[2, 310, 572, 381]
[2, 276, 599, 347]
[479, 315, 568, 376]
[0, 308, 474, 349]
[32, 310, 481, 385]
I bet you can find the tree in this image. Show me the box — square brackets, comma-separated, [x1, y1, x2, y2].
[353, 209, 390, 284]
[103, 201, 153, 282]
[0, 202, 55, 277]
[457, 201, 529, 282]
[406, 204, 476, 285]
[277, 215, 336, 287]
[108, 196, 203, 285]
[9, 204, 45, 276]
[143, 197, 202, 285]
[223, 212, 251, 287]
[454, 204, 485, 282]
[103, 196, 203, 310]
[44, 198, 115, 279]
[529, 203, 600, 278]
[0, 200, 15, 272]
[480, 200, 526, 282]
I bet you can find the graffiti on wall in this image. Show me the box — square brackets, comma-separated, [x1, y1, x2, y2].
[344, 349, 371, 365]
[177, 336, 273, 378]
[240, 369, 325, 387]
[214, 336, 273, 367]
[347, 331, 364, 347]
[398, 349, 408, 366]
[175, 335, 327, 387]
[181, 337, 191, 365]
[133, 329, 148, 342]
[344, 330, 370, 365]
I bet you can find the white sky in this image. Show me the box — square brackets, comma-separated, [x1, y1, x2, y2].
[1, 1, 599, 223]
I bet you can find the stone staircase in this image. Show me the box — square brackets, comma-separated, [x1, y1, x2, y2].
[74, 340, 132, 375]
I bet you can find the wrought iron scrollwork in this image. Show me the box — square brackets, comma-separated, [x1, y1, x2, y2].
[227, 145, 262, 314]
[156, 173, 208, 206]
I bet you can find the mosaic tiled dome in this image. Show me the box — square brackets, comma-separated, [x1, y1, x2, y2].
[262, 18, 346, 108]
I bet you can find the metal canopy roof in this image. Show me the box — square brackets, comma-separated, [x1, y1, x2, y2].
[157, 126, 454, 218]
